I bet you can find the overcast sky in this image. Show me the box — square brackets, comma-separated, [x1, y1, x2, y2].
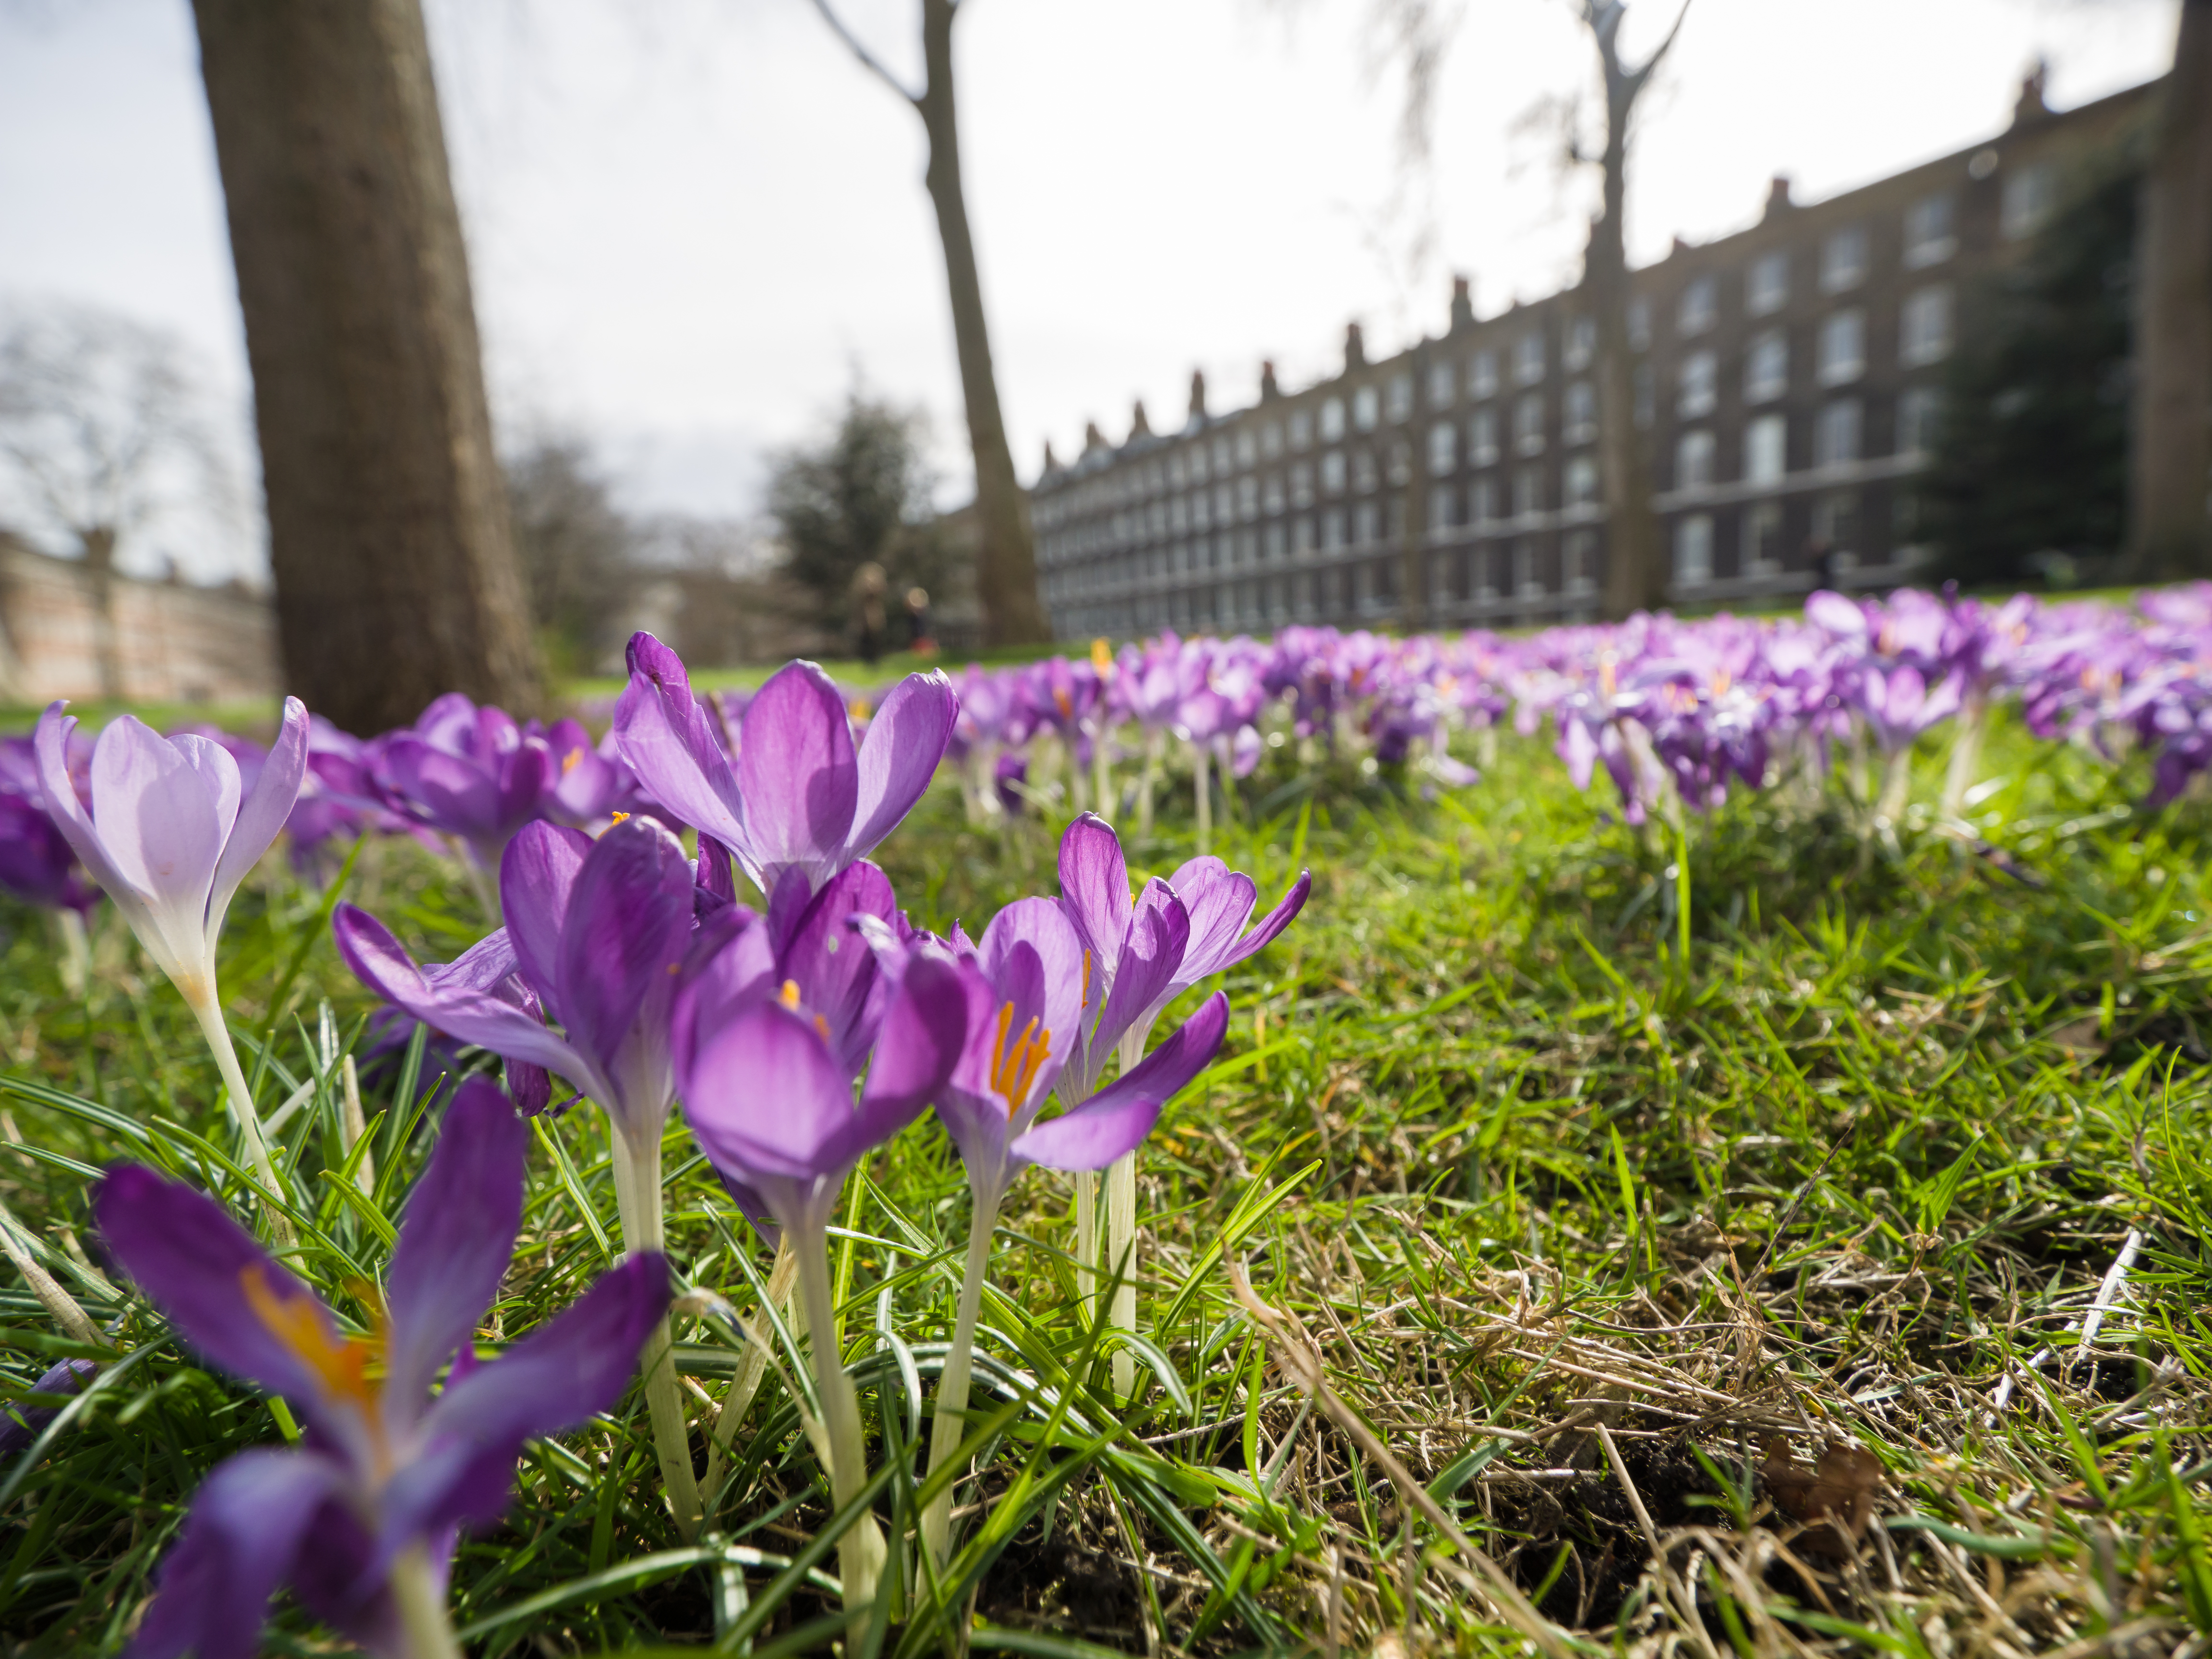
[0, 0, 2183, 578]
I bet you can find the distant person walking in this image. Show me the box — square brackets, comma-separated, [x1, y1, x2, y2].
[852, 561, 888, 665]
[904, 586, 935, 656]
[1806, 534, 1837, 593]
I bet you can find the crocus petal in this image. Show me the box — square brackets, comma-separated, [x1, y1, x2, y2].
[204, 696, 309, 950]
[613, 633, 749, 854]
[1056, 813, 1132, 972]
[332, 905, 598, 1095]
[499, 822, 592, 1012]
[976, 895, 1085, 1106]
[89, 717, 228, 970]
[552, 817, 695, 1126]
[1092, 879, 1190, 1057]
[378, 737, 501, 839]
[844, 669, 956, 863]
[1008, 1091, 1162, 1174]
[844, 951, 970, 1156]
[684, 1000, 861, 1182]
[1164, 857, 1256, 978]
[127, 1448, 347, 1659]
[34, 704, 144, 926]
[738, 661, 858, 893]
[94, 1166, 335, 1408]
[380, 1078, 527, 1417]
[387, 1254, 670, 1545]
[779, 860, 897, 1078]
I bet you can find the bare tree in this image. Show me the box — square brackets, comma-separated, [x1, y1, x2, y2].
[2127, 0, 2212, 579]
[805, 0, 1050, 647]
[191, 0, 545, 735]
[0, 307, 229, 701]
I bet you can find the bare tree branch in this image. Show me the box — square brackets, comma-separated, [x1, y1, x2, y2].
[807, 0, 923, 105]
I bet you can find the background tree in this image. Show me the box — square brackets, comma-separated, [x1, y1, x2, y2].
[767, 394, 948, 652]
[505, 439, 638, 677]
[2126, 0, 2212, 579]
[805, 0, 1049, 648]
[0, 305, 230, 702]
[191, 0, 543, 735]
[1919, 151, 2140, 587]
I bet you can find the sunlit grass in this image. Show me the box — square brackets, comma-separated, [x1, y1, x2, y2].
[2, 709, 2209, 1654]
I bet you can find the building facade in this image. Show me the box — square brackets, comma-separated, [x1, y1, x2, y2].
[1031, 72, 2157, 638]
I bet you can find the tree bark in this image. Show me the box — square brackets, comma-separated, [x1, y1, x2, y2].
[1584, 2, 1679, 622]
[2128, 0, 2212, 580]
[191, 0, 543, 735]
[913, 0, 1050, 647]
[78, 524, 123, 703]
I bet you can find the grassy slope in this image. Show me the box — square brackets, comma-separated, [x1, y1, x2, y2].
[0, 710, 2208, 1656]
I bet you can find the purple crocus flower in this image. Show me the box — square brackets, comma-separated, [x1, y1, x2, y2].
[0, 740, 98, 920]
[97, 1078, 669, 1659]
[372, 693, 552, 888]
[0, 1356, 98, 1456]
[614, 634, 956, 936]
[675, 950, 968, 1619]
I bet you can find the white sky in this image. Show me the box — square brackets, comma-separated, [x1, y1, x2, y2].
[0, 0, 2183, 579]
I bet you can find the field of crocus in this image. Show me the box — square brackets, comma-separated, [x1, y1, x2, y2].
[3, 588, 2212, 1658]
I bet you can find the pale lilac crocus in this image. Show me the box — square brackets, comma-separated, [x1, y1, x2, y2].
[35, 697, 309, 1235]
[372, 693, 552, 910]
[675, 950, 968, 1623]
[614, 633, 956, 938]
[99, 1078, 669, 1659]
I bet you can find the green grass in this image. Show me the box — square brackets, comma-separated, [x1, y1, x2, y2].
[2, 709, 2210, 1655]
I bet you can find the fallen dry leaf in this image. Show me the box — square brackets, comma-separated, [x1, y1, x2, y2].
[1762, 1437, 1882, 1553]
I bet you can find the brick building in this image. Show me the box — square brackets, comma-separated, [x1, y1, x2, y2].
[1031, 71, 2159, 637]
[0, 530, 279, 707]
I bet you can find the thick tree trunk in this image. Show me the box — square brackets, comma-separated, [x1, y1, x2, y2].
[1586, 13, 1669, 622]
[191, 0, 543, 735]
[78, 524, 123, 703]
[916, 0, 1050, 647]
[2128, 0, 2212, 580]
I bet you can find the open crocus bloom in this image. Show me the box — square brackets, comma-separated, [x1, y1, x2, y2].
[1146, 855, 1311, 1023]
[98, 1079, 668, 1659]
[34, 697, 309, 1005]
[613, 633, 956, 936]
[372, 693, 552, 877]
[1052, 815, 1192, 1103]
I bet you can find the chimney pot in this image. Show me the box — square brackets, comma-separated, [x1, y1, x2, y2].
[1129, 400, 1152, 441]
[1449, 274, 1475, 331]
[1187, 370, 1207, 424]
[2012, 59, 2050, 125]
[1043, 439, 1059, 473]
[1260, 360, 1281, 400]
[1765, 174, 1793, 217]
[1344, 321, 1366, 371]
[1083, 420, 1106, 453]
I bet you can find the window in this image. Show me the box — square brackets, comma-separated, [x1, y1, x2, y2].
[1262, 421, 1284, 459]
[1564, 380, 1596, 444]
[1675, 429, 1716, 490]
[1289, 409, 1313, 450]
[1475, 546, 1498, 601]
[1214, 482, 1234, 524]
[1628, 298, 1652, 350]
[1235, 428, 1258, 468]
[1564, 315, 1596, 371]
[1167, 451, 1187, 488]
[1264, 522, 1286, 559]
[1352, 449, 1379, 493]
[1321, 397, 1346, 441]
[1354, 502, 1380, 545]
[1190, 489, 1210, 531]
[1370, 555, 1400, 607]
[1385, 372, 1414, 423]
[1262, 472, 1285, 515]
[1290, 460, 1314, 508]
[1237, 476, 1259, 519]
[1815, 398, 1863, 468]
[1428, 482, 1460, 532]
[1167, 496, 1189, 534]
[1812, 491, 1859, 558]
[1821, 226, 1868, 293]
[1744, 413, 1787, 485]
[1744, 330, 1788, 403]
[1189, 445, 1210, 483]
[1320, 450, 1346, 494]
[1898, 385, 1941, 455]
[1321, 507, 1347, 550]
[1428, 359, 1456, 408]
[1470, 349, 1499, 399]
[1514, 391, 1546, 454]
[1743, 502, 1783, 574]
[1678, 275, 1718, 337]
[1564, 529, 1598, 595]
[1469, 408, 1500, 467]
[1817, 310, 1865, 385]
[2002, 161, 2056, 240]
[1515, 330, 1546, 385]
[1634, 362, 1654, 428]
[1386, 435, 1412, 486]
[1673, 515, 1714, 587]
[1471, 477, 1498, 522]
[1428, 420, 1458, 473]
[1747, 251, 1788, 317]
[1514, 540, 1543, 597]
[1292, 515, 1316, 554]
[1514, 464, 1544, 517]
[1900, 285, 1953, 366]
[1352, 385, 1380, 432]
[1677, 350, 1718, 417]
[1904, 192, 1955, 267]
[1565, 454, 1599, 508]
[1213, 435, 1234, 474]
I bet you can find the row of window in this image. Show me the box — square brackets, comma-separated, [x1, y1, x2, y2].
[1671, 493, 1873, 588]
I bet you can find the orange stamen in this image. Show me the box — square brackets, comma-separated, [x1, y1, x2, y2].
[608, 810, 630, 824]
[988, 1001, 1051, 1114]
[561, 747, 585, 776]
[240, 1264, 376, 1413]
[779, 979, 802, 1010]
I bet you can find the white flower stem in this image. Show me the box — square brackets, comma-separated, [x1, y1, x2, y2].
[54, 910, 89, 999]
[1877, 746, 1914, 827]
[180, 979, 295, 1246]
[793, 1221, 886, 1626]
[700, 1237, 797, 1510]
[921, 1188, 999, 1570]
[386, 1542, 463, 1659]
[1106, 1024, 1149, 1401]
[1941, 691, 1988, 820]
[1073, 1169, 1098, 1321]
[611, 1124, 704, 1541]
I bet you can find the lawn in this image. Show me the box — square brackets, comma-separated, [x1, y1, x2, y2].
[1, 704, 2208, 1656]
